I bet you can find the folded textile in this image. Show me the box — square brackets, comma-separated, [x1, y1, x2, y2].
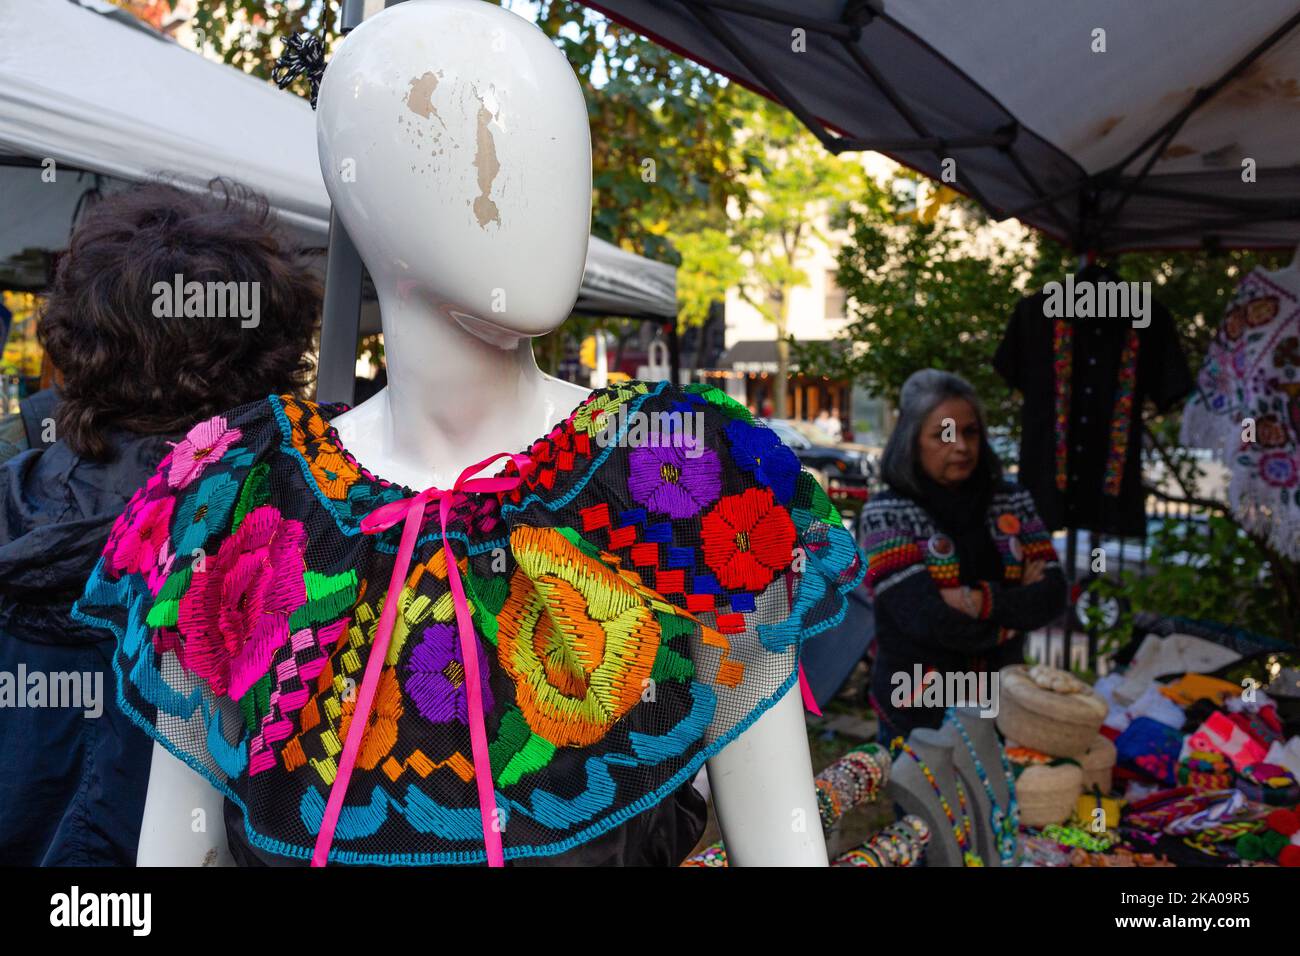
[1177, 749, 1233, 791]
[1191, 711, 1268, 773]
[1265, 737, 1300, 782]
[1128, 684, 1188, 730]
[1229, 709, 1282, 749]
[1116, 717, 1184, 785]
[1116, 635, 1242, 706]
[1160, 673, 1241, 709]
[1165, 789, 1247, 835]
[1095, 673, 1132, 732]
[1235, 763, 1300, 806]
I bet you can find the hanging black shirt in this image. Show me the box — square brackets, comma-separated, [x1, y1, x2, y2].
[993, 265, 1194, 537]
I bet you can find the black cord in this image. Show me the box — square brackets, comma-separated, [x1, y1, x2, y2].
[272, 32, 329, 109]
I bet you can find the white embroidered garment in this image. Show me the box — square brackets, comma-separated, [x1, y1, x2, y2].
[1181, 265, 1300, 559]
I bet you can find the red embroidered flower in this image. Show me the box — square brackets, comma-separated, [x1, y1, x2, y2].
[701, 487, 796, 592]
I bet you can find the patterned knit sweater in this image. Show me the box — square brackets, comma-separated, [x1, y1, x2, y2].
[858, 480, 1066, 735]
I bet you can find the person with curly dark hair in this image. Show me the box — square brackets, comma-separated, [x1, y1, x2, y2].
[0, 178, 321, 865]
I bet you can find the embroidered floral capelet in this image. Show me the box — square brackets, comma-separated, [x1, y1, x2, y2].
[72, 380, 864, 864]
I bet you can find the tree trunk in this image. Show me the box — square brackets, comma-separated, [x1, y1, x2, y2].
[773, 288, 790, 418]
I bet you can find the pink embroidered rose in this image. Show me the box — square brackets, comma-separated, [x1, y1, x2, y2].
[168, 415, 242, 489]
[107, 494, 175, 585]
[177, 505, 307, 699]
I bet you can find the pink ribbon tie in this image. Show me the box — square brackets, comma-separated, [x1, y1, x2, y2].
[310, 452, 529, 867]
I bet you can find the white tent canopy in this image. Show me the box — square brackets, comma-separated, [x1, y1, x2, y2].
[0, 0, 677, 318]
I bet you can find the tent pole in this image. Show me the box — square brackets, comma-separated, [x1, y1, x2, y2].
[315, 0, 406, 405]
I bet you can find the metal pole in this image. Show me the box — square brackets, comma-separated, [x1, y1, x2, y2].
[315, 0, 404, 405]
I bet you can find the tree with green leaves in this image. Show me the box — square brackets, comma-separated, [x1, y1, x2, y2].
[795, 185, 1029, 430]
[725, 90, 869, 417]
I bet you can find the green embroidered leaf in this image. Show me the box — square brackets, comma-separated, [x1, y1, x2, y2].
[696, 385, 754, 422]
[145, 565, 194, 628]
[489, 706, 532, 777]
[288, 569, 358, 631]
[231, 462, 271, 532]
[465, 572, 509, 646]
[650, 644, 695, 683]
[238, 672, 272, 734]
[498, 734, 557, 787]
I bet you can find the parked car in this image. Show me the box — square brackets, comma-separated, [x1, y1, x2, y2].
[762, 418, 874, 486]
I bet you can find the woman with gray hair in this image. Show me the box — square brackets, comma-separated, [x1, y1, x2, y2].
[859, 369, 1065, 744]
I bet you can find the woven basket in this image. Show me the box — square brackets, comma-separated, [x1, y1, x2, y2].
[1081, 735, 1117, 794]
[996, 664, 1107, 758]
[1017, 763, 1085, 828]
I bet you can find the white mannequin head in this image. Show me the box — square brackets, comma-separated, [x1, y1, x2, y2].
[315, 0, 592, 341]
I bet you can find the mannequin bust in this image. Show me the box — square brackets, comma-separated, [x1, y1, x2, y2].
[942, 707, 1017, 867]
[137, 0, 825, 866]
[886, 727, 970, 867]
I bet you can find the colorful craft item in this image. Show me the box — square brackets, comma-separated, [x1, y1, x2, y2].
[1115, 716, 1183, 785]
[1053, 318, 1141, 497]
[814, 742, 891, 831]
[1235, 806, 1300, 866]
[1075, 790, 1124, 830]
[891, 736, 985, 866]
[1192, 711, 1269, 773]
[1235, 763, 1300, 806]
[71, 380, 866, 865]
[1158, 673, 1241, 709]
[833, 816, 931, 868]
[945, 707, 1018, 865]
[1177, 750, 1233, 791]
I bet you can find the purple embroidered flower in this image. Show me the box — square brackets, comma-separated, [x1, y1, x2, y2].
[627, 437, 722, 519]
[168, 415, 242, 489]
[1260, 451, 1298, 488]
[404, 622, 494, 725]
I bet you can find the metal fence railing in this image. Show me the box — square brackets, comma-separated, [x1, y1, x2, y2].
[1031, 490, 1218, 676]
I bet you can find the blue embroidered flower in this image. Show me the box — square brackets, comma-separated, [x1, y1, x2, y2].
[725, 419, 798, 504]
[171, 471, 240, 556]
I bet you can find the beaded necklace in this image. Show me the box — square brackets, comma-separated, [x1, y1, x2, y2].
[944, 707, 1019, 865]
[891, 736, 985, 867]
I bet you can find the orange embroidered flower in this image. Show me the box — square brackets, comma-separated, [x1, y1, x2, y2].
[498, 526, 661, 748]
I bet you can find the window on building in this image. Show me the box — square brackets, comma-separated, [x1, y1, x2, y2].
[824, 270, 847, 320]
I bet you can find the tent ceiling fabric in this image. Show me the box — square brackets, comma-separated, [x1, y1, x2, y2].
[0, 0, 331, 245]
[581, 0, 1300, 252]
[0, 0, 676, 319]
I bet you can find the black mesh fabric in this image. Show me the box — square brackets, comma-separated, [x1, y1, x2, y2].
[71, 379, 864, 864]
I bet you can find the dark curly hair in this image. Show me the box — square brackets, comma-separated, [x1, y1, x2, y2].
[37, 178, 321, 461]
